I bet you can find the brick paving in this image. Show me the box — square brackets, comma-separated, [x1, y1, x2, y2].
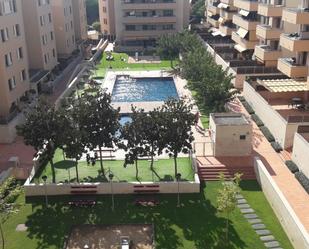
[228, 99, 309, 232]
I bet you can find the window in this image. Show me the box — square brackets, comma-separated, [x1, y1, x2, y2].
[16, 47, 23, 60]
[38, 0, 49, 6]
[162, 24, 173, 30]
[20, 69, 26, 81]
[44, 54, 48, 64]
[0, 0, 17, 15]
[103, 7, 106, 13]
[103, 18, 107, 25]
[72, 35, 75, 44]
[52, 48, 56, 58]
[40, 15, 45, 26]
[240, 135, 246, 140]
[65, 23, 69, 31]
[1, 28, 9, 42]
[48, 13, 52, 22]
[163, 10, 173, 16]
[66, 39, 69, 47]
[70, 21, 73, 29]
[13, 24, 20, 36]
[69, 6, 72, 14]
[8, 76, 16, 91]
[5, 52, 12, 66]
[50, 31, 54, 40]
[42, 34, 47, 45]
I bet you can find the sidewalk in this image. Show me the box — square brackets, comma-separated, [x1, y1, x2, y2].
[228, 98, 309, 232]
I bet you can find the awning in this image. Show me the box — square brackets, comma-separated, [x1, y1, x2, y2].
[236, 27, 248, 38]
[257, 79, 309, 92]
[220, 32, 227, 37]
[218, 3, 229, 9]
[239, 9, 250, 17]
[212, 30, 222, 36]
[218, 17, 225, 24]
[207, 12, 213, 17]
[234, 44, 248, 53]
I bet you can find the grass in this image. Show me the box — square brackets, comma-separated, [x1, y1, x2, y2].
[1, 181, 293, 249]
[32, 150, 194, 184]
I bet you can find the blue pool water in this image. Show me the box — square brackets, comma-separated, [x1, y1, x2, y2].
[119, 115, 132, 126]
[112, 76, 179, 102]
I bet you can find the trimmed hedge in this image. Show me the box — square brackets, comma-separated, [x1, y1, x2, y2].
[251, 114, 264, 127]
[260, 126, 275, 142]
[271, 142, 283, 152]
[295, 172, 309, 194]
[238, 96, 246, 102]
[242, 101, 255, 115]
[285, 160, 299, 174]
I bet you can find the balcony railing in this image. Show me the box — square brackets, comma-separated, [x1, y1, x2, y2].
[282, 8, 309, 25]
[280, 33, 309, 52]
[287, 115, 309, 123]
[277, 57, 309, 78]
[258, 2, 283, 17]
[0, 108, 19, 125]
[123, 0, 175, 3]
[234, 66, 279, 74]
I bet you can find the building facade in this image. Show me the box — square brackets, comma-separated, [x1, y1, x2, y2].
[72, 0, 88, 43]
[22, 0, 58, 71]
[99, 0, 190, 51]
[0, 0, 30, 125]
[51, 0, 76, 58]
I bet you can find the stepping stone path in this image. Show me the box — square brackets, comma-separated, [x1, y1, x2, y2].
[236, 194, 281, 249]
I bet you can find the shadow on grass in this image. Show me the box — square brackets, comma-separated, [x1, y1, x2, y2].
[54, 160, 76, 170]
[25, 188, 247, 249]
[239, 180, 261, 192]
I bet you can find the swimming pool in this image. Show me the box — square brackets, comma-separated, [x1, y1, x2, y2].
[112, 76, 179, 102]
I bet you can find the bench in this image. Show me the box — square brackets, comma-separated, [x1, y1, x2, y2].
[70, 185, 97, 194]
[133, 184, 160, 194]
[70, 190, 98, 194]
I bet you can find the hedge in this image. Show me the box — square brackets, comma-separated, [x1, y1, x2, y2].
[285, 160, 299, 174]
[238, 96, 246, 102]
[260, 126, 275, 142]
[295, 172, 309, 194]
[251, 114, 264, 127]
[242, 101, 255, 115]
[271, 142, 283, 152]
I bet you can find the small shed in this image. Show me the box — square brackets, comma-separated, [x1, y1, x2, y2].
[209, 113, 252, 157]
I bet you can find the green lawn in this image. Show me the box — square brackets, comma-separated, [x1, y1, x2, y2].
[33, 150, 194, 184]
[2, 181, 293, 249]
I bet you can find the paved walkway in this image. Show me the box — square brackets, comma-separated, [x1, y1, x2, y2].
[228, 98, 309, 232]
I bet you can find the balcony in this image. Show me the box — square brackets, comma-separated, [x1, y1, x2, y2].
[258, 3, 283, 17]
[220, 0, 234, 4]
[254, 45, 281, 63]
[280, 33, 309, 52]
[208, 17, 220, 28]
[220, 10, 235, 21]
[282, 8, 309, 25]
[256, 24, 281, 40]
[277, 58, 308, 78]
[219, 25, 235, 36]
[123, 15, 177, 24]
[208, 5, 220, 15]
[122, 29, 176, 38]
[233, 0, 258, 12]
[122, 1, 176, 10]
[232, 31, 257, 50]
[233, 14, 258, 30]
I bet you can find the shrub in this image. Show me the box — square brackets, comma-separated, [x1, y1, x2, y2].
[251, 114, 264, 127]
[238, 96, 246, 102]
[260, 126, 275, 142]
[271, 142, 283, 152]
[285, 160, 299, 173]
[295, 172, 309, 194]
[242, 101, 255, 114]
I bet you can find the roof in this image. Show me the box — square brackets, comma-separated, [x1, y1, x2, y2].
[211, 113, 250, 125]
[29, 69, 50, 84]
[258, 79, 309, 92]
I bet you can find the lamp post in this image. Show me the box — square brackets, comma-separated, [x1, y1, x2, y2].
[42, 175, 48, 207]
[109, 173, 114, 212]
[176, 173, 181, 207]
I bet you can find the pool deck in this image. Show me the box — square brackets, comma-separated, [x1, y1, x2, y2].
[103, 70, 195, 114]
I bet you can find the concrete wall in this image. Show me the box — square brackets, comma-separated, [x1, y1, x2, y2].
[292, 133, 309, 178]
[243, 81, 289, 148]
[24, 174, 200, 196]
[254, 157, 309, 249]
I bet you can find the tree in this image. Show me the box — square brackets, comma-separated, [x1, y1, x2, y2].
[17, 99, 66, 183]
[120, 107, 147, 181]
[157, 33, 182, 68]
[217, 173, 242, 247]
[86, 0, 99, 25]
[80, 91, 120, 177]
[0, 178, 22, 249]
[159, 98, 195, 178]
[92, 21, 101, 32]
[191, 0, 206, 22]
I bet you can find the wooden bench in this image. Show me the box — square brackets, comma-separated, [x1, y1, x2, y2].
[133, 184, 160, 194]
[70, 185, 97, 194]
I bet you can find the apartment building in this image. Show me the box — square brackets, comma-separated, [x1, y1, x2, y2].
[51, 0, 76, 58]
[99, 0, 190, 51]
[22, 0, 57, 72]
[0, 0, 30, 142]
[72, 0, 88, 43]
